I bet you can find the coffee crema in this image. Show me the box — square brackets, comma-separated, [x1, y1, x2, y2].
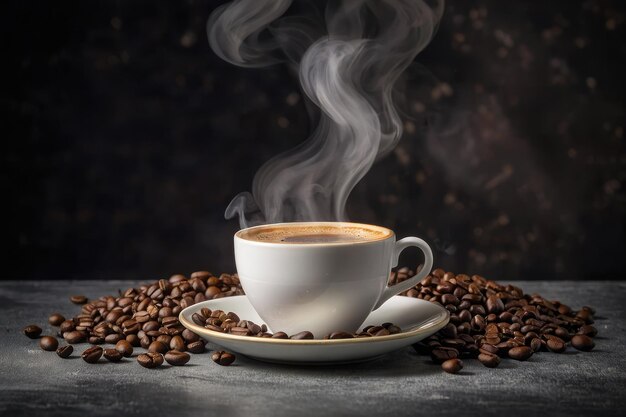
[237, 223, 392, 244]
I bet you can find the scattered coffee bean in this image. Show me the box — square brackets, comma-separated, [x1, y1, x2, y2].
[272, 332, 289, 339]
[69, 295, 88, 305]
[577, 325, 598, 338]
[186, 341, 205, 354]
[103, 348, 123, 362]
[137, 352, 164, 369]
[81, 346, 103, 363]
[571, 334, 595, 351]
[401, 268, 597, 371]
[23, 325, 42, 339]
[508, 346, 533, 361]
[48, 313, 65, 326]
[478, 353, 500, 368]
[39, 336, 58, 351]
[64, 330, 86, 344]
[211, 351, 236, 366]
[56, 345, 73, 358]
[431, 348, 458, 364]
[148, 341, 168, 354]
[164, 350, 190, 366]
[546, 339, 567, 353]
[441, 358, 463, 374]
[115, 340, 133, 357]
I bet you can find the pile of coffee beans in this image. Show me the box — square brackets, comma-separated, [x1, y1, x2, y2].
[23, 267, 598, 374]
[393, 267, 598, 373]
[191, 308, 402, 340]
[23, 271, 242, 368]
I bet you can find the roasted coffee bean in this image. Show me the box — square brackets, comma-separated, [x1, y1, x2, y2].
[64, 330, 86, 344]
[441, 358, 463, 374]
[571, 334, 595, 351]
[56, 345, 73, 358]
[81, 346, 103, 363]
[546, 338, 567, 353]
[170, 335, 186, 351]
[192, 313, 206, 326]
[105, 333, 122, 344]
[530, 338, 543, 352]
[164, 350, 190, 366]
[148, 341, 168, 354]
[577, 325, 598, 338]
[23, 325, 42, 339]
[48, 313, 65, 326]
[486, 296, 504, 314]
[187, 341, 205, 354]
[39, 336, 58, 351]
[181, 329, 200, 343]
[271, 332, 289, 339]
[478, 353, 500, 368]
[70, 295, 88, 305]
[140, 336, 151, 349]
[103, 348, 123, 362]
[430, 348, 458, 364]
[440, 323, 457, 339]
[211, 351, 236, 366]
[115, 340, 134, 357]
[59, 320, 75, 333]
[88, 336, 104, 344]
[508, 346, 533, 361]
[137, 352, 164, 369]
[290, 331, 314, 340]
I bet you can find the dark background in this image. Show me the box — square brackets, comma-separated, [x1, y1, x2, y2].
[3, 0, 625, 280]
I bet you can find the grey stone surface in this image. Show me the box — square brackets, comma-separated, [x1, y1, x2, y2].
[0, 280, 624, 417]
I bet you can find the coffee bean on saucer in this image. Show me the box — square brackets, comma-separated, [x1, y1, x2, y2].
[137, 352, 163, 368]
[56, 345, 73, 358]
[271, 332, 288, 339]
[40, 336, 58, 351]
[115, 340, 133, 357]
[165, 350, 190, 366]
[290, 331, 314, 340]
[23, 325, 42, 339]
[327, 332, 354, 339]
[211, 351, 236, 366]
[508, 346, 533, 361]
[103, 348, 123, 362]
[441, 358, 463, 374]
[48, 313, 65, 326]
[571, 334, 595, 351]
[478, 353, 500, 368]
[186, 341, 205, 354]
[81, 346, 103, 363]
[70, 295, 88, 305]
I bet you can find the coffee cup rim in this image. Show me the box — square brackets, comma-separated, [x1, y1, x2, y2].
[235, 221, 394, 247]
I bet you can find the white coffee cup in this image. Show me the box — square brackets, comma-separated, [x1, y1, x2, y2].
[233, 221, 433, 338]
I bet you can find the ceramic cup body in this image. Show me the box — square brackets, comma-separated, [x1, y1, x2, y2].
[234, 222, 433, 338]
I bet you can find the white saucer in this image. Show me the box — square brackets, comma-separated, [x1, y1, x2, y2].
[180, 295, 449, 365]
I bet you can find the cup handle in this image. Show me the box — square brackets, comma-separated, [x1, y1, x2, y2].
[373, 237, 434, 310]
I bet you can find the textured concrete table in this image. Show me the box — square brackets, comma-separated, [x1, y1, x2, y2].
[0, 280, 624, 417]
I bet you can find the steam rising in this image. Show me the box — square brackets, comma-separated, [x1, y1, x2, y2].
[208, 0, 444, 228]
